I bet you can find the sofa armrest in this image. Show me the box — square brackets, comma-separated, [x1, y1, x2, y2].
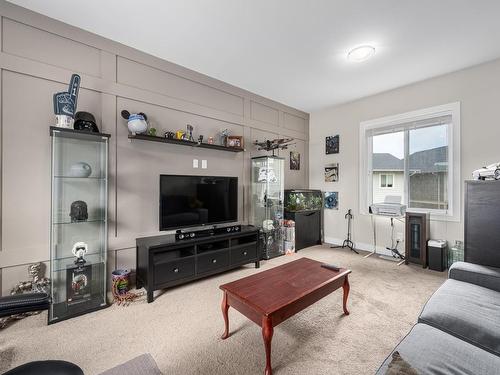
[449, 261, 500, 292]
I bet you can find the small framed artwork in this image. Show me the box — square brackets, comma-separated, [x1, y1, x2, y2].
[290, 151, 300, 170]
[324, 192, 339, 210]
[326, 135, 339, 154]
[227, 136, 243, 148]
[324, 163, 339, 182]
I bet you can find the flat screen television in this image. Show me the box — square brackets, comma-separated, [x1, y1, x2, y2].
[159, 175, 238, 231]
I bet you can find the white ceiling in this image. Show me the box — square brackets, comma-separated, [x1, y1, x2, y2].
[8, 0, 500, 112]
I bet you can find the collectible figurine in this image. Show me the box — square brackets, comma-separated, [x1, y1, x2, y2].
[219, 129, 230, 146]
[53, 74, 80, 128]
[72, 242, 88, 266]
[1, 263, 50, 329]
[11, 263, 50, 295]
[70, 201, 88, 222]
[121, 110, 148, 135]
[186, 124, 195, 142]
[254, 138, 295, 156]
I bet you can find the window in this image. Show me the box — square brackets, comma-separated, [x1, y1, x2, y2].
[359, 103, 461, 221]
[380, 174, 394, 188]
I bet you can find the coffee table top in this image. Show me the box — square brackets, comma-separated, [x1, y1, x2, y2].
[220, 257, 350, 315]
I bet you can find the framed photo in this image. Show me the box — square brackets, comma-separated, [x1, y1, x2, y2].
[324, 192, 339, 210]
[324, 163, 339, 182]
[326, 135, 339, 154]
[227, 136, 243, 148]
[290, 151, 300, 170]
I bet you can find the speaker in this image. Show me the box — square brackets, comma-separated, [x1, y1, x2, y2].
[175, 225, 241, 241]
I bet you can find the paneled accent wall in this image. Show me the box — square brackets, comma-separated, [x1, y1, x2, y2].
[0, 2, 309, 295]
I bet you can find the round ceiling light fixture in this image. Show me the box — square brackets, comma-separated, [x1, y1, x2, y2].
[347, 45, 376, 62]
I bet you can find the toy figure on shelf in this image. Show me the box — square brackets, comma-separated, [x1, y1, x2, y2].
[121, 110, 148, 135]
[219, 129, 230, 146]
[186, 124, 195, 141]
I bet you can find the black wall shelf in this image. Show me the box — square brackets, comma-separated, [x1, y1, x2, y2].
[128, 134, 245, 153]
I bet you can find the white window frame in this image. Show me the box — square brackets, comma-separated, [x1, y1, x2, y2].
[359, 102, 461, 222]
[380, 173, 394, 188]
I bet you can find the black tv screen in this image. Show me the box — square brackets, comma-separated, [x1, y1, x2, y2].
[159, 175, 238, 230]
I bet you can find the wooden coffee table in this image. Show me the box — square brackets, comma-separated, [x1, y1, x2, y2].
[219, 257, 351, 375]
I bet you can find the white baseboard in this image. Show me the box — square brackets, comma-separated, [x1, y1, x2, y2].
[324, 236, 396, 257]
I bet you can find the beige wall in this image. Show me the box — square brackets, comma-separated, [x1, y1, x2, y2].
[310, 58, 500, 254]
[0, 2, 309, 295]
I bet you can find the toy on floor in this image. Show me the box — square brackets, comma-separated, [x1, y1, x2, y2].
[111, 269, 143, 306]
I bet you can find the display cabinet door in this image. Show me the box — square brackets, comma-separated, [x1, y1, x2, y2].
[49, 130, 108, 323]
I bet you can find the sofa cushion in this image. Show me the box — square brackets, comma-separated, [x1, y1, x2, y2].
[419, 279, 500, 356]
[449, 261, 500, 292]
[376, 324, 500, 375]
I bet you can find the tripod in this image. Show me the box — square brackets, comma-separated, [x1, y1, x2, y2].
[331, 209, 358, 254]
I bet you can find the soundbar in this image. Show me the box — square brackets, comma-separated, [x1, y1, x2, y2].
[175, 225, 242, 241]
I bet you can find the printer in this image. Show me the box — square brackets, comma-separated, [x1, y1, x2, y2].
[369, 195, 406, 217]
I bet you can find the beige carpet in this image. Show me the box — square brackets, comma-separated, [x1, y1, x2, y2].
[0, 246, 445, 374]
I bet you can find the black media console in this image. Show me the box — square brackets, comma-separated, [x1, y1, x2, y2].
[136, 225, 260, 303]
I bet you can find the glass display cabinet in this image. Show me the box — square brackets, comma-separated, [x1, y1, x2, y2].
[49, 127, 109, 324]
[250, 156, 284, 259]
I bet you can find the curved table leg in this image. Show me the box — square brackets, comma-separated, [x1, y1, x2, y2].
[221, 291, 230, 339]
[262, 316, 274, 375]
[342, 275, 350, 315]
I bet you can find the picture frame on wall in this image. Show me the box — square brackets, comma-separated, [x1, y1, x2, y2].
[324, 163, 339, 182]
[324, 191, 339, 210]
[325, 135, 339, 154]
[290, 151, 300, 170]
[227, 136, 244, 148]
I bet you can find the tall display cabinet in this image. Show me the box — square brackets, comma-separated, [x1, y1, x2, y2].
[250, 156, 284, 259]
[49, 127, 109, 324]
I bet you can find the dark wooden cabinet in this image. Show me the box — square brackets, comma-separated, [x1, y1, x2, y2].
[405, 212, 430, 267]
[284, 189, 323, 251]
[465, 181, 500, 268]
[285, 210, 322, 250]
[136, 226, 260, 302]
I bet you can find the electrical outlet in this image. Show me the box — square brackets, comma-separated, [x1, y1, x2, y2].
[193, 159, 199, 168]
[201, 159, 207, 169]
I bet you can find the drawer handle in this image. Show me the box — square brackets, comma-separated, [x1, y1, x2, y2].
[173, 268, 179, 273]
[212, 259, 217, 264]
[243, 251, 248, 256]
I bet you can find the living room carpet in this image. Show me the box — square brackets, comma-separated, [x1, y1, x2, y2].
[0, 245, 445, 374]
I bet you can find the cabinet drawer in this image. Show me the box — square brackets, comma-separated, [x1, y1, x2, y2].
[231, 244, 257, 264]
[198, 250, 229, 274]
[154, 257, 195, 286]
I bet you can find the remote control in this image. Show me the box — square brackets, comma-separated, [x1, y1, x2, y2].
[321, 264, 340, 272]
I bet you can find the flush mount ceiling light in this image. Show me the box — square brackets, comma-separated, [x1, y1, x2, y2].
[347, 45, 376, 62]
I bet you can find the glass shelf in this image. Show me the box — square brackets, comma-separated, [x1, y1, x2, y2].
[53, 219, 106, 225]
[54, 176, 106, 180]
[49, 127, 109, 324]
[52, 253, 105, 272]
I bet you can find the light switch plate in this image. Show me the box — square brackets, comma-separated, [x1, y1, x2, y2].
[193, 159, 199, 168]
[201, 159, 207, 169]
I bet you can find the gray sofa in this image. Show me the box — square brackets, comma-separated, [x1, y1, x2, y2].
[376, 261, 500, 374]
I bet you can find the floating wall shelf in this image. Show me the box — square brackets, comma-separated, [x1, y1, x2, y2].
[128, 134, 245, 153]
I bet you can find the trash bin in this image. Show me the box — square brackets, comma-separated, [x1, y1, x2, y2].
[428, 240, 447, 272]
